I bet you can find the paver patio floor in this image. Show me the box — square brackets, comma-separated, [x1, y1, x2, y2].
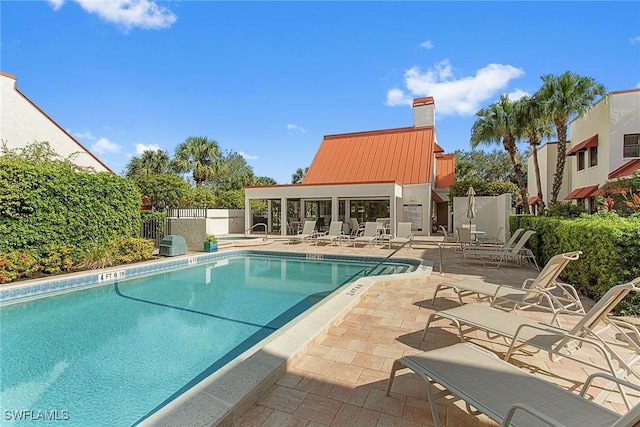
[233, 236, 639, 427]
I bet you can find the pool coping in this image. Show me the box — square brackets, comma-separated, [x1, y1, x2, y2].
[1, 249, 431, 426]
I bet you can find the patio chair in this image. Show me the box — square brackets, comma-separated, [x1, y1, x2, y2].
[315, 221, 344, 246]
[422, 278, 640, 388]
[350, 222, 378, 247]
[386, 342, 640, 427]
[462, 230, 539, 270]
[287, 220, 317, 244]
[432, 251, 585, 321]
[438, 225, 457, 246]
[388, 222, 413, 249]
[454, 227, 473, 252]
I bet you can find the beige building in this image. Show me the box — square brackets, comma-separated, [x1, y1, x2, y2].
[0, 71, 111, 172]
[528, 89, 640, 213]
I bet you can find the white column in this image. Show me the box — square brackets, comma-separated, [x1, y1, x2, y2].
[331, 196, 339, 222]
[244, 195, 251, 233]
[281, 197, 287, 236]
[267, 200, 273, 232]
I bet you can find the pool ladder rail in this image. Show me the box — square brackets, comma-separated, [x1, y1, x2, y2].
[245, 222, 268, 241]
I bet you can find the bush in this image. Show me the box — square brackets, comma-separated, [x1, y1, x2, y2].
[76, 244, 114, 270]
[510, 213, 640, 315]
[110, 237, 154, 264]
[0, 159, 141, 258]
[40, 245, 75, 274]
[0, 250, 40, 283]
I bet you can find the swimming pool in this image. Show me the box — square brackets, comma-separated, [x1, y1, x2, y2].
[0, 251, 420, 426]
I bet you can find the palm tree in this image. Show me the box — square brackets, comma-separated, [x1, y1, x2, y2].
[124, 149, 171, 179]
[471, 95, 529, 213]
[173, 136, 221, 187]
[514, 95, 555, 214]
[537, 72, 606, 203]
[291, 167, 309, 184]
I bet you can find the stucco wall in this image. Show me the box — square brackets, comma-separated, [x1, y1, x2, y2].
[0, 73, 110, 172]
[453, 194, 511, 243]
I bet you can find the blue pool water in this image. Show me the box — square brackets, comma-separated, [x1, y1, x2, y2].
[1, 254, 414, 426]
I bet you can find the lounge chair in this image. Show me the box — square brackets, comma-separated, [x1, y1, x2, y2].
[315, 221, 343, 246]
[287, 220, 317, 244]
[422, 278, 640, 385]
[477, 226, 505, 246]
[499, 227, 524, 249]
[386, 342, 640, 427]
[462, 230, 538, 269]
[432, 251, 585, 320]
[349, 218, 364, 237]
[350, 222, 378, 247]
[388, 222, 413, 249]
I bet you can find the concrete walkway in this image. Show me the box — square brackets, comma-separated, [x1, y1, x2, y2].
[232, 236, 638, 426]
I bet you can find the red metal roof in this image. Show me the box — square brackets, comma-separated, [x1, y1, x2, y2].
[302, 126, 437, 185]
[516, 196, 539, 206]
[567, 135, 598, 156]
[435, 153, 455, 188]
[564, 185, 599, 200]
[431, 190, 443, 202]
[608, 159, 640, 180]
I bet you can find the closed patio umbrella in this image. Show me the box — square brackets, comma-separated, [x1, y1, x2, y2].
[466, 186, 476, 228]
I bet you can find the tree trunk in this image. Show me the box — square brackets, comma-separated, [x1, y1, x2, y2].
[551, 121, 568, 203]
[531, 142, 545, 214]
[504, 137, 529, 214]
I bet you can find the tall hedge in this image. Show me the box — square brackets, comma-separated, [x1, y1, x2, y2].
[0, 160, 141, 259]
[510, 213, 640, 314]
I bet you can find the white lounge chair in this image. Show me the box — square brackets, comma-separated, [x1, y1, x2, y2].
[500, 227, 524, 249]
[315, 221, 343, 246]
[432, 251, 585, 321]
[350, 222, 378, 247]
[388, 222, 413, 249]
[386, 342, 640, 427]
[462, 229, 538, 269]
[287, 220, 317, 244]
[422, 278, 640, 386]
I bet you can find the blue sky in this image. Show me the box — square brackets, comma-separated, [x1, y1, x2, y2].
[2, 1, 639, 184]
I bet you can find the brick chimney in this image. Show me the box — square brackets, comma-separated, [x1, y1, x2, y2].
[413, 97, 435, 127]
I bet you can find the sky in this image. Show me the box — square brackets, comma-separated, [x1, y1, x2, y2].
[2, 1, 639, 184]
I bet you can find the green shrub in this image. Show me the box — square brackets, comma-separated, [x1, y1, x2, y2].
[510, 213, 640, 315]
[76, 244, 114, 270]
[40, 245, 75, 274]
[110, 237, 154, 264]
[0, 250, 40, 283]
[0, 159, 141, 258]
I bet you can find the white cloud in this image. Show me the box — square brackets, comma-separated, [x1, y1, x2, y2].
[286, 123, 306, 133]
[506, 89, 530, 102]
[48, 0, 176, 30]
[73, 130, 96, 140]
[46, 0, 64, 11]
[135, 143, 161, 154]
[238, 151, 259, 160]
[420, 40, 434, 49]
[631, 36, 640, 44]
[92, 138, 120, 154]
[386, 60, 525, 116]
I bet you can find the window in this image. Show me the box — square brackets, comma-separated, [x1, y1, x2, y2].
[577, 151, 585, 171]
[624, 134, 640, 158]
[589, 146, 598, 167]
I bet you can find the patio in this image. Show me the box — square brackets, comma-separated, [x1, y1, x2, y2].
[232, 236, 638, 426]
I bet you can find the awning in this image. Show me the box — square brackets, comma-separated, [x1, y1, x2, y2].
[517, 196, 539, 206]
[567, 135, 598, 156]
[608, 159, 640, 179]
[431, 190, 443, 202]
[564, 185, 599, 200]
